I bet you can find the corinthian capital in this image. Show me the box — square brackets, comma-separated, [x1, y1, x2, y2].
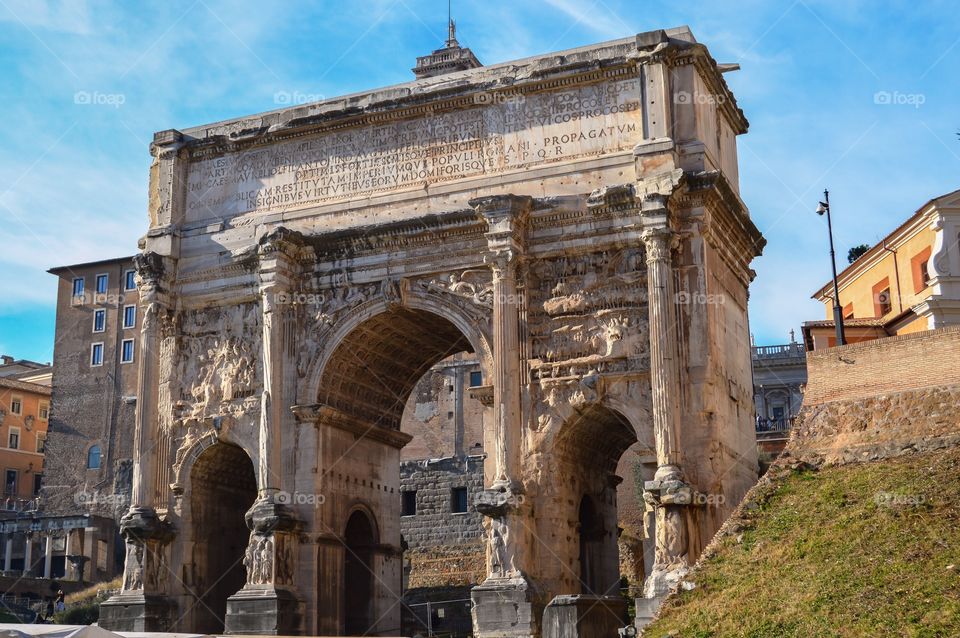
[471, 194, 532, 267]
[641, 227, 677, 265]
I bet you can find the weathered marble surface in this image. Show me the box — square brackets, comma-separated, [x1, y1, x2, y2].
[101, 25, 763, 638]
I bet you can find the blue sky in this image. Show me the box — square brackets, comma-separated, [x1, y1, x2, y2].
[0, 0, 957, 363]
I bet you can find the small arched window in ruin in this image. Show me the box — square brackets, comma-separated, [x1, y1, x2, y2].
[87, 445, 102, 469]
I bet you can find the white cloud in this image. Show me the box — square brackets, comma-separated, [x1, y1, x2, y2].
[0, 0, 93, 35]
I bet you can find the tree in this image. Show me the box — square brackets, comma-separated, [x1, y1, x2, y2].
[847, 244, 870, 264]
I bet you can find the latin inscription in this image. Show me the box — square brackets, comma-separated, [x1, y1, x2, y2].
[186, 78, 643, 220]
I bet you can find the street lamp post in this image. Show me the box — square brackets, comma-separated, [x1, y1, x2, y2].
[816, 189, 846, 346]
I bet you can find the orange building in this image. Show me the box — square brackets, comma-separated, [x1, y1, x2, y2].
[804, 188, 960, 350]
[0, 374, 50, 508]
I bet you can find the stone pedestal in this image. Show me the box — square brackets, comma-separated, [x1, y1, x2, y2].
[99, 507, 176, 632]
[471, 578, 542, 638]
[99, 592, 175, 632]
[224, 587, 300, 635]
[541, 595, 627, 638]
[223, 497, 302, 635]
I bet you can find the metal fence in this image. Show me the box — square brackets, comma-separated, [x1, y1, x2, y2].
[403, 597, 474, 638]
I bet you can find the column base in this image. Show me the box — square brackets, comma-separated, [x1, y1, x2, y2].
[224, 586, 301, 635]
[643, 563, 689, 598]
[471, 577, 542, 638]
[99, 592, 176, 632]
[542, 595, 627, 638]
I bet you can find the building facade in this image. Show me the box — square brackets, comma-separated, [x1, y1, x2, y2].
[99, 27, 763, 637]
[751, 334, 807, 455]
[0, 375, 50, 508]
[29, 256, 142, 583]
[804, 188, 960, 349]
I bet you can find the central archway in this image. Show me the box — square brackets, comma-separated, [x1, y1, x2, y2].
[310, 302, 490, 635]
[189, 442, 257, 634]
[317, 306, 474, 429]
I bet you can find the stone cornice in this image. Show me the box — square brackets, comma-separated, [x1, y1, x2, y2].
[674, 170, 765, 286]
[291, 403, 413, 449]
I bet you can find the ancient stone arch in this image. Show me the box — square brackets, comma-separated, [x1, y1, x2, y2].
[101, 29, 763, 637]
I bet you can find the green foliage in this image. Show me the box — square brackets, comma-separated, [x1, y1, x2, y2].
[644, 448, 960, 637]
[52, 600, 100, 625]
[847, 244, 870, 263]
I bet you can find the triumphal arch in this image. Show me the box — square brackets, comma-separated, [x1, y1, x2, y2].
[100, 26, 763, 637]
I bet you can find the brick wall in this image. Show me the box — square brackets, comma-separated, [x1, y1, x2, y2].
[803, 325, 960, 406]
[790, 326, 960, 465]
[400, 456, 485, 550]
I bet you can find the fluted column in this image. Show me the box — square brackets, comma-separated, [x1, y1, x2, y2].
[116, 251, 175, 601]
[470, 195, 541, 638]
[641, 206, 692, 597]
[224, 227, 306, 636]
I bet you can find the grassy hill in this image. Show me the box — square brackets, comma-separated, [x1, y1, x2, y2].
[643, 447, 960, 637]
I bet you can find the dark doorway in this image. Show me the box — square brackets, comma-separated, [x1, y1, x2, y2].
[578, 495, 605, 594]
[190, 442, 257, 633]
[344, 510, 377, 635]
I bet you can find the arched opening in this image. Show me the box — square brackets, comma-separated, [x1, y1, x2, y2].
[314, 304, 485, 636]
[189, 442, 257, 634]
[554, 404, 638, 598]
[343, 510, 378, 635]
[318, 306, 473, 430]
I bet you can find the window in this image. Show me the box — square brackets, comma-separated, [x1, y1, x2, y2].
[121, 339, 135, 364]
[38, 402, 49, 421]
[8, 427, 19, 450]
[401, 490, 417, 516]
[872, 278, 892, 317]
[842, 303, 854, 320]
[33, 474, 42, 496]
[124, 269, 136, 291]
[447, 411, 454, 419]
[93, 309, 106, 333]
[469, 371, 483, 387]
[97, 540, 108, 571]
[10, 396, 22, 416]
[451, 487, 468, 514]
[72, 277, 85, 297]
[87, 445, 102, 469]
[911, 247, 933, 293]
[90, 343, 104, 367]
[122, 304, 136, 329]
[36, 432, 46, 454]
[95, 274, 109, 294]
[4, 470, 16, 496]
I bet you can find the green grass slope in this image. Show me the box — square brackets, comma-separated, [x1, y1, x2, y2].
[644, 448, 960, 638]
